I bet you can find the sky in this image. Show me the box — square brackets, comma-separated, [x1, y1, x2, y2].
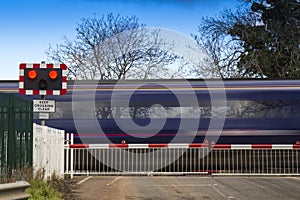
[0, 0, 240, 80]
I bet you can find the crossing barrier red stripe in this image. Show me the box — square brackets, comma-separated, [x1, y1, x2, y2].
[189, 143, 209, 148]
[293, 144, 300, 149]
[109, 144, 129, 148]
[69, 144, 89, 148]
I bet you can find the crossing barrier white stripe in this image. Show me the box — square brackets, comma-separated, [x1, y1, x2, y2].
[128, 144, 149, 149]
[211, 144, 231, 149]
[89, 144, 109, 149]
[272, 144, 293, 149]
[168, 143, 189, 148]
[231, 144, 252, 150]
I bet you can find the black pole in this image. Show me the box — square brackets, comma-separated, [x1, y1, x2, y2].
[40, 95, 45, 126]
[40, 61, 46, 126]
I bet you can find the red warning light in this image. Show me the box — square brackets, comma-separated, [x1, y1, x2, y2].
[28, 70, 37, 79]
[49, 70, 58, 80]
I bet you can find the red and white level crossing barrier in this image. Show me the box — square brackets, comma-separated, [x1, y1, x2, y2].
[65, 141, 300, 176]
[67, 143, 300, 149]
[211, 144, 300, 149]
[68, 143, 209, 149]
[19, 63, 67, 95]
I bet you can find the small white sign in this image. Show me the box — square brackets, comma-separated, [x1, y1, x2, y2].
[33, 100, 56, 113]
[39, 113, 49, 119]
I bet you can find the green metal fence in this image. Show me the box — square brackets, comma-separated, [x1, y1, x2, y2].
[0, 93, 33, 180]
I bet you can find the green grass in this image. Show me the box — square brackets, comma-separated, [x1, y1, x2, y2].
[1, 167, 73, 200]
[26, 179, 63, 200]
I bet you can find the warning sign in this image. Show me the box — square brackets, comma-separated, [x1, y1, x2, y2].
[33, 100, 55, 113]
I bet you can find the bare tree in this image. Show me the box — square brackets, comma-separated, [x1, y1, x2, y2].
[193, 8, 249, 78]
[194, 0, 300, 78]
[46, 13, 178, 80]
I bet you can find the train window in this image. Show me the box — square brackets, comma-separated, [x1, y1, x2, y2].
[42, 99, 300, 120]
[229, 100, 300, 118]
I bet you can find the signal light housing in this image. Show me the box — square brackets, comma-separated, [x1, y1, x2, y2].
[19, 63, 67, 95]
[24, 68, 62, 90]
[28, 70, 37, 79]
[38, 79, 47, 90]
[49, 70, 58, 80]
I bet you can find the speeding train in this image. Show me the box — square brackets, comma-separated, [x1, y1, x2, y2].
[1, 79, 300, 144]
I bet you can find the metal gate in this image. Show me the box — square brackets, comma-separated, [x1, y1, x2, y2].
[0, 93, 33, 181]
[65, 142, 210, 176]
[65, 134, 300, 176]
[209, 144, 300, 175]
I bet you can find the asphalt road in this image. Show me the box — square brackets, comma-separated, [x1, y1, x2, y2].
[72, 176, 300, 200]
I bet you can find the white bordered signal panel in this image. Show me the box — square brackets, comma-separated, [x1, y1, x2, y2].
[19, 63, 67, 95]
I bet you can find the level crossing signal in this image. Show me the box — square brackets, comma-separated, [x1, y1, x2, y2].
[19, 63, 67, 95]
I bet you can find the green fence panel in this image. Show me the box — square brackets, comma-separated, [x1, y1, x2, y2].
[0, 93, 33, 181]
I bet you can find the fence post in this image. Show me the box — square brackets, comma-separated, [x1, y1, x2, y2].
[65, 133, 69, 175]
[0, 96, 5, 177]
[26, 99, 33, 166]
[7, 94, 16, 176]
[70, 133, 74, 179]
[59, 129, 65, 179]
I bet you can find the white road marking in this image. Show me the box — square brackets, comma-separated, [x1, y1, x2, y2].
[211, 184, 228, 199]
[77, 176, 92, 185]
[106, 176, 122, 186]
[152, 184, 213, 187]
[290, 177, 300, 181]
[154, 183, 236, 199]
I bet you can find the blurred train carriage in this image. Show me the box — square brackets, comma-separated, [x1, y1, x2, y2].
[2, 79, 300, 145]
